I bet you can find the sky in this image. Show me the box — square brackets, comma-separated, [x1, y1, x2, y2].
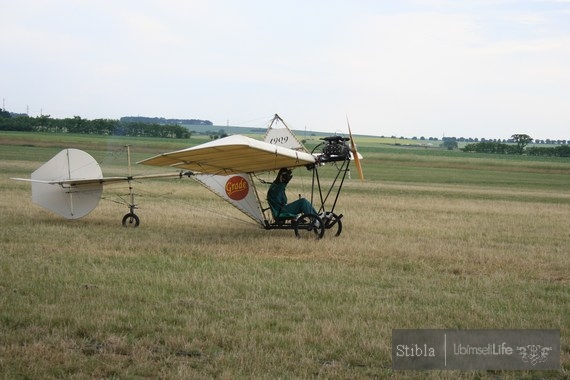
[1, 0, 569, 140]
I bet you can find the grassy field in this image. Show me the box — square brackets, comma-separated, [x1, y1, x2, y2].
[1, 132, 569, 379]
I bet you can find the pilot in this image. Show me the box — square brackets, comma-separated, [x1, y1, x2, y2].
[267, 168, 317, 218]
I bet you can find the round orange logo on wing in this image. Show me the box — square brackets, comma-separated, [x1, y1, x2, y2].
[225, 176, 249, 201]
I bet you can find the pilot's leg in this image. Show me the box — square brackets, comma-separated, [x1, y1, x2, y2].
[281, 198, 316, 216]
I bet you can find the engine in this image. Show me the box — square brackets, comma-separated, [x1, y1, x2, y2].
[320, 135, 351, 162]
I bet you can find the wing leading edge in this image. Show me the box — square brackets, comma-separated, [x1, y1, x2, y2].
[138, 134, 315, 174]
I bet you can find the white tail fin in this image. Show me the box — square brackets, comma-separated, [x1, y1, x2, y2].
[27, 149, 103, 219]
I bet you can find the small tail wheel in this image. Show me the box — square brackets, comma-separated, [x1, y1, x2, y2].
[323, 212, 343, 237]
[122, 212, 140, 227]
[294, 213, 324, 239]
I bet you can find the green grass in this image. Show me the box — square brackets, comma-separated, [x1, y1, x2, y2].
[1, 132, 569, 379]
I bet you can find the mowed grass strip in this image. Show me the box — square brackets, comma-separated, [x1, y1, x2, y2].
[1, 138, 569, 379]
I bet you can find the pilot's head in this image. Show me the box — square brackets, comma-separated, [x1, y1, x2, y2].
[276, 168, 293, 184]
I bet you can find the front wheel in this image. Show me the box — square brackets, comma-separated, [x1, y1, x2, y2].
[294, 214, 324, 239]
[323, 212, 343, 237]
[122, 213, 140, 227]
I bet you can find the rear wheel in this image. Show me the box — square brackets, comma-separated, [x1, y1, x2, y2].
[122, 213, 140, 227]
[294, 214, 324, 239]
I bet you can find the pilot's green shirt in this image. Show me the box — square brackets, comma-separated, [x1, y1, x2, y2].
[267, 181, 316, 217]
[267, 182, 287, 215]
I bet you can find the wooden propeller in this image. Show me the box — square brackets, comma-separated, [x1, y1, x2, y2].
[346, 116, 364, 181]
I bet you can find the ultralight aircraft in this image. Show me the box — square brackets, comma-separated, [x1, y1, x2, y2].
[13, 114, 363, 238]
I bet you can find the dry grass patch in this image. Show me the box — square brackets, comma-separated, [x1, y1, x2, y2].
[1, 143, 568, 379]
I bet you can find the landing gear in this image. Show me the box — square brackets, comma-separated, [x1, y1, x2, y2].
[263, 212, 324, 239]
[293, 214, 324, 239]
[122, 199, 140, 227]
[122, 148, 140, 228]
[122, 212, 140, 227]
[323, 212, 343, 237]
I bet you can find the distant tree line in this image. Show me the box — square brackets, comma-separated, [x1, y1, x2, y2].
[463, 141, 570, 157]
[525, 145, 570, 157]
[402, 135, 568, 145]
[383, 134, 569, 148]
[0, 113, 191, 138]
[120, 116, 212, 126]
[462, 141, 518, 154]
[462, 134, 570, 157]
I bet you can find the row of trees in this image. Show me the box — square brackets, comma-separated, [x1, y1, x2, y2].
[2, 111, 568, 156]
[463, 141, 570, 157]
[120, 116, 212, 126]
[0, 114, 191, 139]
[390, 135, 568, 145]
[461, 133, 570, 157]
[462, 134, 530, 154]
[526, 145, 570, 157]
[462, 134, 532, 154]
[462, 141, 518, 154]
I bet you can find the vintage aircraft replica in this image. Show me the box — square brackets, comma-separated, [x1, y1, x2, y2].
[13, 114, 363, 238]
